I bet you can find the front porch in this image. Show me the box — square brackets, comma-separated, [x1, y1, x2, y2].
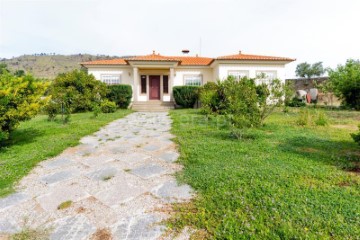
[131, 100, 174, 112]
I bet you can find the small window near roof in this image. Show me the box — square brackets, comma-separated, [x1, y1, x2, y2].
[101, 74, 121, 85]
[184, 75, 202, 86]
[163, 75, 169, 94]
[141, 75, 147, 94]
[228, 71, 249, 80]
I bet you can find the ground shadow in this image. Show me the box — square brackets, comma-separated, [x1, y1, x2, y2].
[277, 135, 360, 173]
[1, 128, 44, 149]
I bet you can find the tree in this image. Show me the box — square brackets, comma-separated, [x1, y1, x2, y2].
[46, 70, 108, 121]
[0, 72, 48, 143]
[295, 62, 325, 79]
[328, 59, 360, 110]
[0, 63, 9, 75]
[14, 69, 25, 77]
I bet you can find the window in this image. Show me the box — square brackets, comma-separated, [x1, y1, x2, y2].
[141, 75, 147, 94]
[163, 75, 169, 94]
[184, 75, 202, 86]
[101, 74, 121, 85]
[228, 71, 249, 79]
[256, 71, 277, 85]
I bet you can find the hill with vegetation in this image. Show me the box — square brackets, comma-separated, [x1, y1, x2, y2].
[0, 54, 119, 79]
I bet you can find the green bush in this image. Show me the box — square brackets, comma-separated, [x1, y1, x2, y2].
[199, 82, 227, 115]
[173, 86, 199, 108]
[107, 84, 132, 109]
[287, 97, 306, 107]
[0, 72, 47, 143]
[46, 70, 108, 116]
[351, 125, 360, 146]
[328, 59, 360, 110]
[100, 100, 117, 113]
[315, 111, 328, 126]
[296, 108, 312, 126]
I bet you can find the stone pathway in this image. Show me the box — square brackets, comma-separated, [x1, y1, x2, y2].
[0, 112, 193, 240]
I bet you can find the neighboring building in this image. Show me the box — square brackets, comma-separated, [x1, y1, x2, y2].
[81, 51, 295, 110]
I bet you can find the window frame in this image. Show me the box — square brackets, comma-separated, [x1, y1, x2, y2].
[140, 75, 147, 94]
[163, 75, 169, 94]
[183, 74, 203, 86]
[100, 74, 121, 85]
[227, 70, 249, 80]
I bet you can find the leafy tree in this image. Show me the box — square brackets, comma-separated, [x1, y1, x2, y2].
[0, 63, 9, 75]
[14, 69, 25, 77]
[46, 70, 108, 122]
[0, 72, 48, 143]
[328, 59, 360, 110]
[199, 76, 286, 139]
[295, 62, 325, 79]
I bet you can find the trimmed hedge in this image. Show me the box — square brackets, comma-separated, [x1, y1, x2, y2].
[173, 86, 199, 108]
[107, 84, 132, 109]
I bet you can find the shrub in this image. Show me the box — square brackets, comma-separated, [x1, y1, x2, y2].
[107, 84, 132, 109]
[328, 59, 360, 110]
[351, 125, 360, 146]
[296, 108, 312, 126]
[287, 97, 306, 107]
[223, 77, 261, 131]
[315, 111, 328, 126]
[199, 82, 226, 114]
[100, 100, 117, 113]
[46, 70, 108, 116]
[173, 86, 199, 108]
[0, 72, 47, 143]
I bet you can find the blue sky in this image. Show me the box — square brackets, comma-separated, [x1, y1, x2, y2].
[0, 0, 359, 77]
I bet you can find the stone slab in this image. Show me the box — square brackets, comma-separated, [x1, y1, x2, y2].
[49, 215, 96, 240]
[131, 164, 166, 179]
[152, 181, 192, 203]
[86, 167, 118, 181]
[40, 170, 76, 185]
[0, 193, 29, 211]
[41, 158, 74, 170]
[112, 214, 164, 240]
[158, 152, 179, 163]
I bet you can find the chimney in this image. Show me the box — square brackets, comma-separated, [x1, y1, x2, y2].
[182, 49, 190, 55]
[239, 50, 242, 54]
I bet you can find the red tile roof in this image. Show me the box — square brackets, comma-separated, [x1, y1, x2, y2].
[172, 56, 214, 66]
[81, 59, 127, 65]
[217, 52, 295, 61]
[81, 51, 294, 66]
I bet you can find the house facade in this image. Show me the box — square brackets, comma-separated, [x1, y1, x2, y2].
[82, 51, 295, 105]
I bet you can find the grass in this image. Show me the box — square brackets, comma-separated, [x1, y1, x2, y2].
[57, 200, 73, 210]
[0, 110, 131, 197]
[169, 108, 360, 239]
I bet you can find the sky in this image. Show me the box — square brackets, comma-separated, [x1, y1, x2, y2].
[0, 0, 359, 77]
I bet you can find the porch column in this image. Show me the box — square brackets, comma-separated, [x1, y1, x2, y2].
[133, 67, 139, 101]
[169, 67, 175, 102]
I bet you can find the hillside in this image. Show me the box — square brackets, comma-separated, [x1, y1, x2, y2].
[0, 54, 119, 79]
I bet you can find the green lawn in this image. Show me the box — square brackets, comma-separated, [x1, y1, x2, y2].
[169, 108, 360, 239]
[0, 110, 131, 197]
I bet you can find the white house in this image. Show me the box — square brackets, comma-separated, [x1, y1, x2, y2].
[81, 51, 295, 110]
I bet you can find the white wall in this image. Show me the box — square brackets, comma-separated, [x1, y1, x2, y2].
[88, 67, 133, 85]
[173, 68, 214, 86]
[217, 63, 286, 83]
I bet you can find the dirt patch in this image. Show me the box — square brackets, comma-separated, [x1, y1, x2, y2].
[90, 228, 112, 240]
[337, 180, 358, 187]
[331, 124, 358, 131]
[76, 206, 86, 213]
[348, 162, 360, 174]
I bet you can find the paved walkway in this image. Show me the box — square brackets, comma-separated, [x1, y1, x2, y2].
[0, 112, 193, 240]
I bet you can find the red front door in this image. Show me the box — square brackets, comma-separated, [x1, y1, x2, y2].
[149, 75, 160, 100]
